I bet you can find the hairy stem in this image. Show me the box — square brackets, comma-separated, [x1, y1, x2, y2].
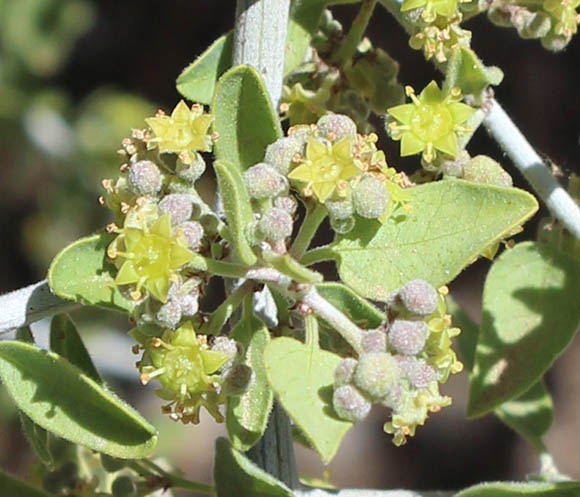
[300, 245, 336, 266]
[290, 203, 328, 260]
[331, 0, 378, 66]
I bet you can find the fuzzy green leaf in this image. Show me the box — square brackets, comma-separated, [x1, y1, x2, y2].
[226, 314, 273, 452]
[176, 33, 233, 105]
[264, 337, 352, 463]
[0, 470, 53, 497]
[0, 341, 157, 459]
[213, 66, 281, 172]
[316, 282, 385, 328]
[331, 180, 538, 302]
[50, 314, 101, 384]
[444, 47, 504, 106]
[214, 437, 293, 497]
[450, 297, 552, 452]
[47, 233, 134, 314]
[214, 160, 257, 266]
[20, 412, 54, 469]
[455, 481, 580, 497]
[468, 241, 580, 417]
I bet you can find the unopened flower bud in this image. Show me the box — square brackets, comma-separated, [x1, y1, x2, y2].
[362, 330, 387, 353]
[127, 160, 162, 195]
[463, 155, 513, 187]
[333, 384, 372, 422]
[258, 207, 293, 241]
[326, 198, 354, 220]
[264, 136, 306, 175]
[389, 320, 429, 355]
[222, 363, 253, 396]
[352, 175, 389, 219]
[394, 279, 438, 317]
[395, 356, 437, 389]
[354, 352, 400, 400]
[330, 215, 355, 234]
[243, 163, 288, 199]
[178, 220, 204, 250]
[158, 194, 193, 225]
[317, 114, 357, 141]
[176, 153, 206, 183]
[156, 299, 182, 328]
[274, 195, 298, 215]
[211, 336, 240, 371]
[334, 357, 358, 386]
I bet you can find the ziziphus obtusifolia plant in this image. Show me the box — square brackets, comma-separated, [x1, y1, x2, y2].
[1, 0, 580, 496]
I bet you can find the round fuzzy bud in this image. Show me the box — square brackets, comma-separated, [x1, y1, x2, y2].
[389, 320, 429, 356]
[243, 163, 288, 200]
[274, 195, 298, 215]
[158, 193, 193, 225]
[317, 114, 357, 141]
[352, 175, 389, 219]
[258, 207, 293, 241]
[101, 454, 126, 473]
[112, 475, 137, 497]
[264, 136, 306, 175]
[330, 215, 355, 234]
[334, 357, 358, 386]
[326, 198, 354, 220]
[177, 291, 199, 317]
[223, 363, 253, 396]
[440, 150, 470, 178]
[211, 336, 240, 371]
[398, 279, 438, 316]
[178, 220, 204, 251]
[333, 384, 372, 422]
[362, 330, 387, 353]
[395, 356, 437, 389]
[354, 352, 400, 400]
[127, 160, 162, 195]
[463, 155, 513, 187]
[156, 299, 182, 329]
[176, 153, 206, 183]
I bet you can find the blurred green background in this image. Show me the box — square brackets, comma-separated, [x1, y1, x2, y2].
[1, 0, 580, 494]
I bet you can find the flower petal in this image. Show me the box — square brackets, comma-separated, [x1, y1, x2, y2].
[448, 102, 475, 125]
[115, 262, 139, 285]
[433, 132, 458, 157]
[400, 132, 425, 156]
[419, 81, 442, 104]
[387, 104, 416, 125]
[288, 163, 314, 183]
[152, 213, 173, 238]
[147, 276, 170, 303]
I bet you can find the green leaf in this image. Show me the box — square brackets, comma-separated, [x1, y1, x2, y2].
[454, 481, 580, 497]
[264, 337, 352, 463]
[176, 33, 233, 105]
[16, 326, 34, 343]
[214, 160, 257, 266]
[0, 341, 157, 459]
[214, 437, 293, 497]
[47, 233, 134, 314]
[284, 0, 327, 75]
[20, 412, 54, 469]
[450, 297, 553, 451]
[316, 282, 385, 328]
[443, 47, 504, 106]
[213, 65, 281, 172]
[226, 314, 274, 451]
[0, 470, 53, 497]
[331, 180, 538, 302]
[50, 314, 102, 384]
[468, 241, 580, 417]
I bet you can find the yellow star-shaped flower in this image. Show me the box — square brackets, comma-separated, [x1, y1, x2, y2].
[288, 137, 362, 202]
[146, 100, 213, 164]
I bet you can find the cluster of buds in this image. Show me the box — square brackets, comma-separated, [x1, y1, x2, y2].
[263, 113, 410, 236]
[332, 279, 462, 446]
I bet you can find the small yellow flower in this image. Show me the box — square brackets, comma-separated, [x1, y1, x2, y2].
[146, 100, 213, 164]
[114, 213, 194, 302]
[288, 137, 362, 202]
[387, 81, 474, 163]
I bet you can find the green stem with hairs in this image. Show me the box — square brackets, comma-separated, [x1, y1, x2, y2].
[290, 203, 328, 260]
[300, 244, 336, 266]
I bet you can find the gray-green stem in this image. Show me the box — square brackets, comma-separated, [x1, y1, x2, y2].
[290, 203, 328, 260]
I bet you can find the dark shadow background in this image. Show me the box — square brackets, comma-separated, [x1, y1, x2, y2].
[1, 0, 580, 493]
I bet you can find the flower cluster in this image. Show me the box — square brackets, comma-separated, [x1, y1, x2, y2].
[332, 280, 463, 446]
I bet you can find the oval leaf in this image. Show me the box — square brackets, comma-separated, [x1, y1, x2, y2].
[316, 282, 386, 329]
[455, 481, 580, 497]
[0, 341, 157, 458]
[332, 180, 538, 302]
[0, 470, 53, 497]
[227, 314, 274, 451]
[176, 33, 233, 105]
[213, 65, 281, 172]
[214, 160, 257, 266]
[50, 314, 102, 384]
[20, 412, 54, 469]
[47, 233, 134, 313]
[214, 437, 293, 497]
[264, 337, 352, 463]
[468, 241, 580, 417]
